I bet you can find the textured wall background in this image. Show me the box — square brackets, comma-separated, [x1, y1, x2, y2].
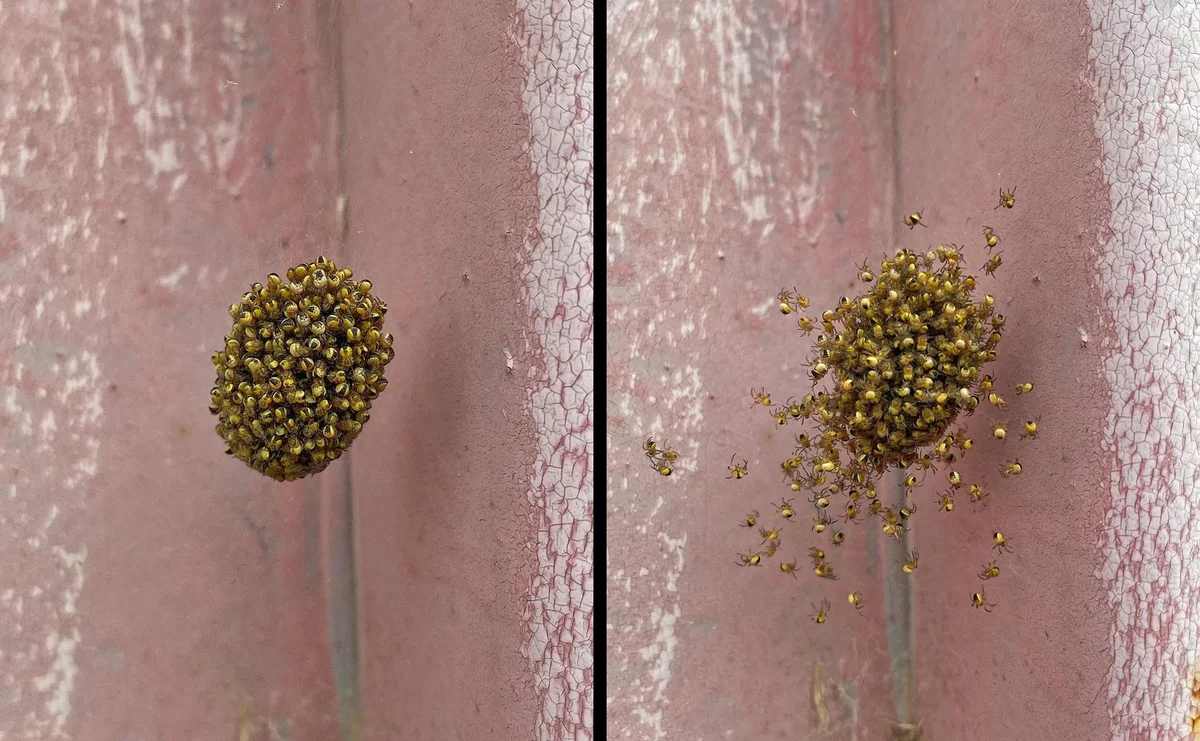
[605, 0, 1160, 739]
[0, 0, 593, 739]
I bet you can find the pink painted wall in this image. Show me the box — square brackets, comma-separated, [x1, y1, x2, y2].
[0, 0, 592, 739]
[608, 0, 1162, 738]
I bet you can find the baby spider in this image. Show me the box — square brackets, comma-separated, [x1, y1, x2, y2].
[938, 491, 955, 512]
[796, 316, 816, 334]
[739, 511, 759, 528]
[727, 455, 748, 480]
[759, 526, 782, 546]
[1021, 418, 1040, 439]
[764, 542, 778, 558]
[750, 387, 772, 408]
[979, 374, 996, 392]
[808, 547, 826, 565]
[737, 550, 763, 567]
[899, 501, 917, 521]
[982, 226, 1000, 249]
[978, 561, 1001, 580]
[857, 258, 876, 283]
[651, 460, 673, 476]
[992, 531, 1014, 554]
[777, 288, 797, 315]
[1000, 459, 1023, 478]
[947, 470, 963, 488]
[848, 592, 865, 614]
[993, 422, 1008, 441]
[903, 473, 919, 489]
[969, 484, 989, 504]
[1015, 381, 1033, 395]
[812, 513, 836, 534]
[776, 498, 796, 520]
[772, 406, 789, 426]
[904, 209, 928, 229]
[831, 530, 846, 547]
[814, 562, 839, 580]
[982, 252, 1003, 277]
[971, 590, 997, 612]
[988, 391, 1007, 409]
[812, 599, 831, 624]
[901, 549, 920, 574]
[843, 502, 862, 523]
[995, 186, 1017, 210]
[643, 437, 659, 458]
[779, 559, 798, 578]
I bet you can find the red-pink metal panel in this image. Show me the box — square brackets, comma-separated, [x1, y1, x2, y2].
[0, 0, 593, 739]
[609, 0, 1127, 738]
[0, 1, 344, 739]
[339, 0, 593, 739]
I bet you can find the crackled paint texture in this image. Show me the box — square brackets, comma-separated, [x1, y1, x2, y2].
[338, 0, 590, 739]
[1087, 0, 1200, 736]
[1, 1, 345, 738]
[513, 1, 596, 739]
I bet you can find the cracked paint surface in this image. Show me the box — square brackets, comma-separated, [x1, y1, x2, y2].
[513, 1, 596, 739]
[1087, 0, 1200, 736]
[337, 0, 587, 738]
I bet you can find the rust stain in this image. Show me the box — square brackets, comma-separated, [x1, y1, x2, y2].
[812, 661, 830, 733]
[237, 699, 253, 741]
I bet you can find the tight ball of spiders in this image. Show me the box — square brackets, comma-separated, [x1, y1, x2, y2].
[208, 256, 395, 481]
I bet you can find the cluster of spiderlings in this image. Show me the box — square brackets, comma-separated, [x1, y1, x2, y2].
[790, 244, 1001, 475]
[643, 437, 679, 476]
[730, 206, 1039, 616]
[208, 256, 395, 482]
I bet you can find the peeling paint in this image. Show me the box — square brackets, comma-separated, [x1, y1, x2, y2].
[608, 0, 828, 738]
[513, 1, 595, 739]
[1087, 0, 1200, 736]
[0, 1, 114, 736]
[156, 263, 190, 289]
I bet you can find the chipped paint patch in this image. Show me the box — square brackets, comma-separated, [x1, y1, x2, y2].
[156, 263, 190, 289]
[0, 1, 119, 736]
[513, 1, 595, 740]
[1087, 0, 1200, 736]
[609, 0, 831, 738]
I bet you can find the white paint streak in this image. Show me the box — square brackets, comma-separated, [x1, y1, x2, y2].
[690, 0, 820, 229]
[514, 1, 595, 740]
[0, 2, 123, 735]
[156, 263, 189, 289]
[1087, 0, 1200, 735]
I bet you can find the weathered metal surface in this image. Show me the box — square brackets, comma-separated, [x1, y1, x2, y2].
[339, 0, 593, 739]
[609, 1, 899, 738]
[0, 0, 592, 735]
[0, 0, 346, 739]
[607, 0, 1141, 739]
